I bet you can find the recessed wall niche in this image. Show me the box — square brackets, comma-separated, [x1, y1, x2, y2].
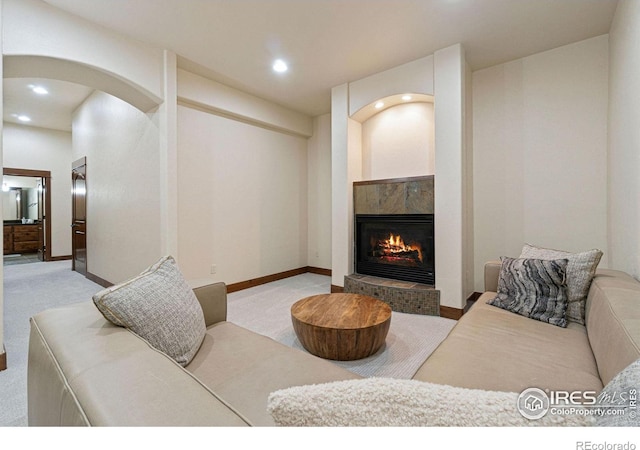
[357, 96, 435, 181]
[352, 94, 435, 180]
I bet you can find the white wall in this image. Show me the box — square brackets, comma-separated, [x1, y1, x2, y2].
[72, 91, 162, 284]
[177, 104, 309, 284]
[177, 69, 312, 138]
[473, 35, 609, 291]
[3, 0, 163, 110]
[2, 123, 73, 257]
[608, 0, 640, 280]
[362, 102, 435, 180]
[307, 113, 332, 270]
[349, 56, 434, 115]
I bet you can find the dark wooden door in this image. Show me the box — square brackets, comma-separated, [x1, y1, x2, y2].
[72, 159, 87, 276]
[37, 178, 45, 261]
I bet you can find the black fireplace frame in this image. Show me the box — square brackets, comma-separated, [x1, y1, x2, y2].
[354, 213, 435, 285]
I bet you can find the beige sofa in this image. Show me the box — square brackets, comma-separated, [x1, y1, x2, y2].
[28, 282, 360, 426]
[28, 262, 640, 426]
[414, 261, 640, 396]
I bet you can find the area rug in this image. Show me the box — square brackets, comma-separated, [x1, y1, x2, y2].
[227, 273, 456, 379]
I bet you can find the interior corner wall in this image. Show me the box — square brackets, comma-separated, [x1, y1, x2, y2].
[72, 91, 162, 284]
[2, 123, 73, 257]
[608, 0, 640, 280]
[472, 35, 609, 291]
[307, 113, 332, 270]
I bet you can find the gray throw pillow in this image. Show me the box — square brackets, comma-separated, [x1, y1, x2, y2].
[93, 255, 206, 366]
[520, 243, 603, 325]
[595, 358, 640, 427]
[487, 256, 569, 327]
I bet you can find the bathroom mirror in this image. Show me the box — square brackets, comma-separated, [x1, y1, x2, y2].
[2, 176, 41, 222]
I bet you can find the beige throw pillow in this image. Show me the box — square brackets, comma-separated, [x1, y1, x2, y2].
[267, 378, 594, 427]
[93, 255, 206, 366]
[520, 243, 603, 325]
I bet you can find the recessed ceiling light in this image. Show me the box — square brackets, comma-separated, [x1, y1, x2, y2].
[272, 59, 288, 73]
[31, 85, 49, 95]
[402, 95, 412, 101]
[16, 114, 32, 122]
[374, 101, 384, 109]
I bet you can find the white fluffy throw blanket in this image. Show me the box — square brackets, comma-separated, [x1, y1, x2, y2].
[267, 378, 594, 427]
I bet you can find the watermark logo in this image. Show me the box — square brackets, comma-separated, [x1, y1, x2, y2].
[517, 386, 637, 420]
[517, 387, 550, 419]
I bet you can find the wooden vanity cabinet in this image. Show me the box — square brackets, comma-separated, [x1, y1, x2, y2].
[4, 224, 40, 254]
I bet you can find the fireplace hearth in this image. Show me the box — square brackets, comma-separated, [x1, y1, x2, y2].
[355, 214, 434, 285]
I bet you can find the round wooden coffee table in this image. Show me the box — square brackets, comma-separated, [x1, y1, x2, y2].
[291, 293, 392, 361]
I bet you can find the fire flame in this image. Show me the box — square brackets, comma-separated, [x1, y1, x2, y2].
[382, 233, 423, 262]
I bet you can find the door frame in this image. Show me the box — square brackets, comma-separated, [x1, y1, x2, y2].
[3, 167, 52, 261]
[71, 157, 87, 276]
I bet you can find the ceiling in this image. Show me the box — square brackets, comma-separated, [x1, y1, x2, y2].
[4, 0, 618, 131]
[3, 78, 94, 132]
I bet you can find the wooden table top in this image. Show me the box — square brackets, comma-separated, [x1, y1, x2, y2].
[291, 293, 392, 330]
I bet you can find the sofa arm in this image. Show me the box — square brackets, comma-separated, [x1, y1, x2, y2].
[484, 260, 501, 292]
[190, 281, 228, 327]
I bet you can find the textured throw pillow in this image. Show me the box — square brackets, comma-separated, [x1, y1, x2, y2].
[520, 243, 603, 325]
[93, 255, 206, 366]
[267, 378, 594, 426]
[595, 358, 640, 427]
[487, 256, 569, 327]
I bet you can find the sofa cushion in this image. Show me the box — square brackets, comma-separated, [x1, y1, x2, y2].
[414, 295, 603, 394]
[29, 301, 250, 426]
[93, 255, 206, 366]
[520, 243, 603, 325]
[186, 321, 361, 426]
[595, 358, 640, 427]
[267, 378, 594, 427]
[487, 256, 569, 327]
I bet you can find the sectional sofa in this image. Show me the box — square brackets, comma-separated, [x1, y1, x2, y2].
[27, 253, 639, 426]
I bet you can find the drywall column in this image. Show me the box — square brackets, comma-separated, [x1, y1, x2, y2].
[608, 0, 640, 279]
[160, 50, 179, 259]
[307, 114, 333, 270]
[0, 0, 5, 370]
[331, 84, 363, 289]
[434, 44, 466, 309]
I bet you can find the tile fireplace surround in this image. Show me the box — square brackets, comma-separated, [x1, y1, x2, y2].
[346, 175, 440, 316]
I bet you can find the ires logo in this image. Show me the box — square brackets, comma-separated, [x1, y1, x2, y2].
[517, 387, 635, 420]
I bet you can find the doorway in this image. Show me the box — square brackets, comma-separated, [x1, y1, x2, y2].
[71, 158, 87, 276]
[2, 168, 52, 263]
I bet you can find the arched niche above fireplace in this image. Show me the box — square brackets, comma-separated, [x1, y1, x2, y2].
[350, 93, 434, 123]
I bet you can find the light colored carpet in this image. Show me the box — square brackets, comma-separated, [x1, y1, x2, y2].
[227, 273, 456, 379]
[0, 260, 104, 427]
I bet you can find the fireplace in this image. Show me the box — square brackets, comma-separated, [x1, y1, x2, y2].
[355, 214, 434, 285]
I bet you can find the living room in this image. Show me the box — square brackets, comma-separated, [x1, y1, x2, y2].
[1, 0, 638, 442]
